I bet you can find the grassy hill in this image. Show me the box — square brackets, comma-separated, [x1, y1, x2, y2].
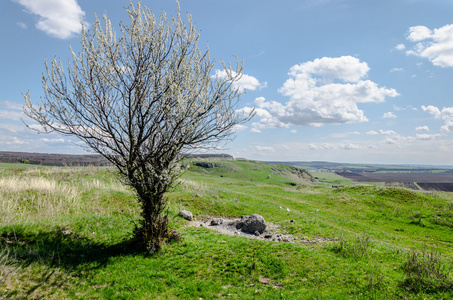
[1, 160, 453, 299]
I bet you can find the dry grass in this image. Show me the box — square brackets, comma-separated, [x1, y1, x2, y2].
[179, 179, 208, 196]
[0, 176, 81, 223]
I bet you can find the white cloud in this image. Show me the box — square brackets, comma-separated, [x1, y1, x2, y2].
[41, 138, 65, 143]
[366, 130, 378, 135]
[395, 43, 406, 50]
[441, 120, 453, 132]
[416, 125, 430, 132]
[2, 137, 29, 146]
[243, 56, 398, 129]
[255, 146, 274, 152]
[13, 0, 86, 39]
[385, 138, 397, 144]
[213, 70, 265, 92]
[0, 101, 26, 121]
[232, 124, 247, 132]
[421, 105, 453, 132]
[287, 56, 370, 82]
[0, 110, 23, 121]
[237, 97, 289, 130]
[383, 112, 397, 119]
[308, 142, 360, 151]
[390, 67, 403, 72]
[379, 130, 398, 135]
[405, 24, 453, 67]
[0, 100, 23, 110]
[328, 131, 360, 138]
[393, 104, 417, 111]
[407, 25, 433, 42]
[422, 105, 442, 118]
[290, 129, 297, 134]
[416, 133, 441, 140]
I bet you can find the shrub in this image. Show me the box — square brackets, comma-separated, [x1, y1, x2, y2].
[401, 249, 453, 293]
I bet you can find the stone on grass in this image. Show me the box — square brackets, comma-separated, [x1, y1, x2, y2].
[179, 210, 193, 221]
[211, 218, 223, 225]
[240, 214, 267, 234]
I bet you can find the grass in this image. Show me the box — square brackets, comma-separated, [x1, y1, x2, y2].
[1, 160, 453, 298]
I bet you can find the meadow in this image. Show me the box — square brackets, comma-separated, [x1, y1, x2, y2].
[1, 160, 453, 299]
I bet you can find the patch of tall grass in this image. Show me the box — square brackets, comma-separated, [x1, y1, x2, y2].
[0, 176, 81, 223]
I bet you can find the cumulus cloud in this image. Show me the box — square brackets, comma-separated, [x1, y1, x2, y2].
[421, 105, 453, 132]
[232, 124, 248, 132]
[405, 24, 453, 67]
[212, 70, 266, 92]
[416, 133, 441, 140]
[13, 0, 86, 39]
[255, 146, 274, 152]
[395, 43, 406, 50]
[416, 125, 430, 132]
[383, 112, 397, 119]
[236, 97, 289, 130]
[243, 56, 399, 129]
[366, 130, 378, 135]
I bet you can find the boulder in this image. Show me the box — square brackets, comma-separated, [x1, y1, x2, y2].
[178, 210, 193, 221]
[240, 214, 267, 234]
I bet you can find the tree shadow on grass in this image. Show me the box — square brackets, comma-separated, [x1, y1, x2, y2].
[1, 225, 155, 298]
[0, 225, 146, 273]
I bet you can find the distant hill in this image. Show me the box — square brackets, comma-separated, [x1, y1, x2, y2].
[0, 151, 233, 166]
[266, 161, 453, 171]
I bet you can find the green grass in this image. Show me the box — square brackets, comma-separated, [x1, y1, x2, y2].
[1, 160, 453, 299]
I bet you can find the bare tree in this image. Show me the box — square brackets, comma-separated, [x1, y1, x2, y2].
[24, 1, 253, 252]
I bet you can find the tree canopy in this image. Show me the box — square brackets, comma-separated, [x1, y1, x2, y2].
[24, 1, 253, 251]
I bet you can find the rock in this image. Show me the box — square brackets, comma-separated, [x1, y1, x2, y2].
[234, 220, 245, 230]
[193, 162, 224, 168]
[241, 214, 267, 234]
[290, 219, 295, 223]
[211, 218, 223, 225]
[179, 210, 193, 221]
[254, 231, 260, 236]
[264, 234, 272, 239]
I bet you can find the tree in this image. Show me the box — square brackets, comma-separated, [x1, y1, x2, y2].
[24, 1, 253, 252]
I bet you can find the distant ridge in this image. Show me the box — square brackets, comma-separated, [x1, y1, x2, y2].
[0, 151, 233, 166]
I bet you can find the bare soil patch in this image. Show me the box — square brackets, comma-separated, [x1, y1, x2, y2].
[186, 216, 335, 244]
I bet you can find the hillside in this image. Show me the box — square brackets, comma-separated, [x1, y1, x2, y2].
[1, 159, 453, 299]
[0, 151, 233, 167]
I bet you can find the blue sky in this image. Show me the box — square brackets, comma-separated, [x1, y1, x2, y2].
[2, 0, 453, 165]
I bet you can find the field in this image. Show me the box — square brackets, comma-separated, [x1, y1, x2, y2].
[1, 159, 453, 299]
[335, 171, 453, 192]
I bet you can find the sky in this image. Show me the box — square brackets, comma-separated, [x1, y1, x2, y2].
[2, 0, 453, 165]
